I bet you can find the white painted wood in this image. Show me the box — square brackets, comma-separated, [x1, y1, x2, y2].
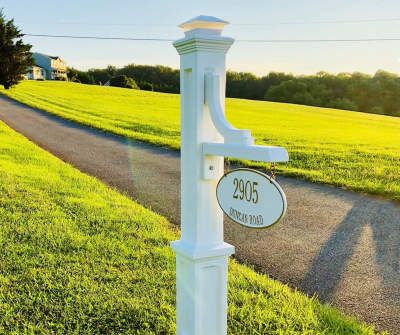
[205, 72, 254, 145]
[172, 16, 234, 335]
[203, 142, 289, 163]
[172, 15, 289, 335]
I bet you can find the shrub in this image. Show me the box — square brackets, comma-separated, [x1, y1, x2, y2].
[327, 98, 357, 111]
[139, 81, 154, 91]
[109, 75, 139, 89]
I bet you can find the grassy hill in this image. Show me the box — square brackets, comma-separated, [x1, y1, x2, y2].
[1, 81, 399, 200]
[0, 120, 381, 334]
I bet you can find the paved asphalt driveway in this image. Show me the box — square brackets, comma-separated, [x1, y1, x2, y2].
[0, 96, 399, 333]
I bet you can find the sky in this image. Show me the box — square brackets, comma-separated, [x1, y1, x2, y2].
[1, 0, 400, 75]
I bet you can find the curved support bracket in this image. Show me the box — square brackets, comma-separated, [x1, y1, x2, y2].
[205, 72, 254, 145]
[202, 72, 288, 180]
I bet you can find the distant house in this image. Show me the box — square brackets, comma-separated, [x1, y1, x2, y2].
[25, 65, 46, 80]
[31, 52, 67, 80]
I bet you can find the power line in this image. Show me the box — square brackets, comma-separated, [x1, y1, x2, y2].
[24, 33, 400, 43]
[238, 38, 400, 43]
[19, 17, 400, 27]
[25, 34, 172, 41]
[234, 17, 400, 26]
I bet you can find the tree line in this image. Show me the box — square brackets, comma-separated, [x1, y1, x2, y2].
[67, 64, 180, 94]
[68, 65, 400, 117]
[1, 8, 398, 118]
[227, 70, 400, 117]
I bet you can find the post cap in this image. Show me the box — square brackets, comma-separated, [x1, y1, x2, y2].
[174, 15, 233, 54]
[179, 15, 229, 36]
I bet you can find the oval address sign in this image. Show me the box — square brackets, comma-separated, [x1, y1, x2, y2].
[216, 168, 287, 229]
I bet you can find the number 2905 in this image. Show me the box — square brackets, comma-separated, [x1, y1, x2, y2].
[233, 178, 258, 204]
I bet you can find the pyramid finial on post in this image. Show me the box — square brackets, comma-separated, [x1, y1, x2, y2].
[178, 15, 229, 38]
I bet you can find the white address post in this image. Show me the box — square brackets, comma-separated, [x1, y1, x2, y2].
[172, 16, 289, 335]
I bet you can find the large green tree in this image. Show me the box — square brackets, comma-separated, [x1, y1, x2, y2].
[0, 10, 33, 89]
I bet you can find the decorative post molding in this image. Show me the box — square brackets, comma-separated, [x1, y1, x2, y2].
[172, 15, 234, 335]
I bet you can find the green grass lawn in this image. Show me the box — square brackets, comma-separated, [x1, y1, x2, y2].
[1, 81, 399, 201]
[0, 120, 382, 334]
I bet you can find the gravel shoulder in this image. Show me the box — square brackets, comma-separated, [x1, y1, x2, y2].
[0, 95, 399, 334]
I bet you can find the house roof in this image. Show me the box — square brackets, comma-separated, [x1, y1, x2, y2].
[33, 52, 64, 62]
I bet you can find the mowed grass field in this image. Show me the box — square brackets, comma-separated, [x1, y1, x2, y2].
[0, 121, 382, 334]
[1, 81, 399, 200]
